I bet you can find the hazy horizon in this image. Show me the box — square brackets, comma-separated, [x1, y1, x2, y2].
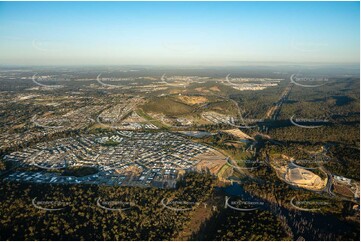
[0, 1, 360, 66]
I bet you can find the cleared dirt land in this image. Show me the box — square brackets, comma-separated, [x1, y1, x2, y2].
[221, 129, 254, 140]
[270, 155, 327, 191]
[141, 96, 193, 116]
[194, 149, 227, 174]
[176, 95, 209, 105]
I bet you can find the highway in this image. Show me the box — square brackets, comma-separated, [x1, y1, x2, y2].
[265, 75, 294, 120]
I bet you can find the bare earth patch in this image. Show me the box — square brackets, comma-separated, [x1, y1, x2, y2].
[176, 95, 209, 105]
[221, 129, 254, 140]
[194, 150, 227, 174]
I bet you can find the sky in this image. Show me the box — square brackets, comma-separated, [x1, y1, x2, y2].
[0, 1, 359, 66]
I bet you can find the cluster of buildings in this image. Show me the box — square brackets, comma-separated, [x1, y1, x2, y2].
[229, 77, 283, 82]
[32, 105, 104, 130]
[229, 82, 279, 91]
[97, 99, 159, 130]
[333, 175, 359, 199]
[201, 111, 236, 125]
[98, 102, 135, 123]
[333, 175, 352, 185]
[0, 131, 41, 151]
[225, 77, 281, 91]
[0, 104, 104, 151]
[175, 117, 193, 126]
[120, 112, 158, 130]
[4, 168, 179, 188]
[3, 131, 213, 188]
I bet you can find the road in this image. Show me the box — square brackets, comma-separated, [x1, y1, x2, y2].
[319, 165, 335, 196]
[265, 75, 294, 120]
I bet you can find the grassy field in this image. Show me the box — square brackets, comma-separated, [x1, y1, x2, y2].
[142, 94, 240, 120]
[135, 109, 170, 129]
[141, 96, 194, 116]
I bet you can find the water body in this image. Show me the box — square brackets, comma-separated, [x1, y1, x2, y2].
[219, 183, 359, 240]
[332, 95, 354, 106]
[179, 131, 212, 138]
[239, 139, 251, 143]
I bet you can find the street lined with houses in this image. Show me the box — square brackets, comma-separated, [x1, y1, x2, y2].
[3, 131, 226, 188]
